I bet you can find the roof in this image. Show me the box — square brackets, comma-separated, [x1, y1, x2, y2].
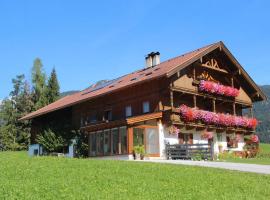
[20, 41, 266, 121]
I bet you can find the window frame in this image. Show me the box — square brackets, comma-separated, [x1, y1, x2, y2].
[142, 101, 150, 113]
[125, 105, 132, 117]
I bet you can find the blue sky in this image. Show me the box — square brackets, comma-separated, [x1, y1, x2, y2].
[0, 0, 270, 99]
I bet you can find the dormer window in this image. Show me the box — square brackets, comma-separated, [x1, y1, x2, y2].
[125, 106, 132, 117]
[143, 101, 150, 113]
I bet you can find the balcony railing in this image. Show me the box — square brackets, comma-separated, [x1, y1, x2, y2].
[170, 105, 257, 131]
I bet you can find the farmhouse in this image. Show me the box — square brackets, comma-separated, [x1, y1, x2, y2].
[21, 41, 266, 159]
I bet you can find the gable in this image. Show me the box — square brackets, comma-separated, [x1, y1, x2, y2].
[170, 42, 266, 102]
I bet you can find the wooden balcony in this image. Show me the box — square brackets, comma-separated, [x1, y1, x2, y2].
[168, 108, 255, 133]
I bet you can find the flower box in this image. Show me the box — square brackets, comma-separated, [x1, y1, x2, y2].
[199, 80, 240, 97]
[178, 104, 258, 129]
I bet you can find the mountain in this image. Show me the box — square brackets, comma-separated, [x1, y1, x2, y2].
[254, 85, 270, 143]
[60, 91, 79, 98]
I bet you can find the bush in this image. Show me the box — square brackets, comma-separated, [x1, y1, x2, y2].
[133, 145, 145, 155]
[36, 129, 65, 153]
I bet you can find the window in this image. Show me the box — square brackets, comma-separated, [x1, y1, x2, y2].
[145, 128, 159, 154]
[80, 116, 84, 126]
[133, 128, 144, 146]
[143, 101, 150, 113]
[125, 106, 132, 117]
[179, 133, 193, 144]
[97, 131, 104, 155]
[104, 130, 111, 155]
[104, 110, 112, 121]
[89, 113, 97, 123]
[217, 133, 222, 142]
[89, 132, 96, 156]
[226, 135, 238, 148]
[112, 128, 119, 154]
[120, 127, 127, 154]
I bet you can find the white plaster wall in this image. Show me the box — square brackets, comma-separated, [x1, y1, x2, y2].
[158, 123, 178, 158]
[157, 123, 246, 159]
[193, 132, 208, 144]
[158, 123, 165, 158]
[213, 132, 245, 154]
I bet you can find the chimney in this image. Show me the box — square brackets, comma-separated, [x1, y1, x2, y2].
[145, 52, 160, 68]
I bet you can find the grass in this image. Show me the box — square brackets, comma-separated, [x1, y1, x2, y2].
[220, 143, 270, 165]
[0, 152, 270, 199]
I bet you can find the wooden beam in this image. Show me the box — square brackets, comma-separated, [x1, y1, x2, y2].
[158, 100, 163, 111]
[249, 105, 254, 118]
[193, 95, 197, 108]
[170, 89, 174, 109]
[193, 66, 196, 80]
[212, 99, 216, 112]
[233, 103, 236, 115]
[126, 112, 162, 125]
[251, 92, 260, 99]
[127, 127, 133, 154]
[231, 77, 234, 87]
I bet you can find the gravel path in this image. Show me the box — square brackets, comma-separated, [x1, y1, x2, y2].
[137, 160, 270, 175]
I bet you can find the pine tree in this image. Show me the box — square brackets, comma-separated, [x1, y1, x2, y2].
[46, 68, 60, 104]
[31, 58, 47, 110]
[0, 75, 34, 150]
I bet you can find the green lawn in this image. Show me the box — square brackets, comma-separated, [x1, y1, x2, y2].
[0, 152, 270, 200]
[221, 143, 270, 165]
[260, 143, 270, 153]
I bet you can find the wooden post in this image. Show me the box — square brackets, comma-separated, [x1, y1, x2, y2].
[231, 77, 234, 87]
[193, 66, 196, 80]
[249, 105, 254, 118]
[158, 100, 163, 111]
[233, 103, 236, 116]
[193, 95, 197, 108]
[127, 127, 133, 155]
[212, 99, 216, 112]
[170, 90, 174, 109]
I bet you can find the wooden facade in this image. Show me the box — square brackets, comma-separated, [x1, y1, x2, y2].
[25, 42, 266, 159]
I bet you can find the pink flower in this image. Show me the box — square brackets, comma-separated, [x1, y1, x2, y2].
[250, 134, 259, 143]
[177, 104, 258, 129]
[199, 80, 239, 97]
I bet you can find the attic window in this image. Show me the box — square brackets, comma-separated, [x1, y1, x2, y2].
[145, 72, 152, 76]
[154, 68, 160, 71]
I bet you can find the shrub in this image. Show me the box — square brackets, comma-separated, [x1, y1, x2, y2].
[36, 129, 65, 153]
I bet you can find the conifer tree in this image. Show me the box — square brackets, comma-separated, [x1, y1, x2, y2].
[0, 75, 33, 150]
[46, 68, 60, 104]
[31, 58, 47, 110]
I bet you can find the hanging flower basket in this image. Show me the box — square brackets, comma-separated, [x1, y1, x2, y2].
[178, 104, 258, 129]
[199, 80, 240, 97]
